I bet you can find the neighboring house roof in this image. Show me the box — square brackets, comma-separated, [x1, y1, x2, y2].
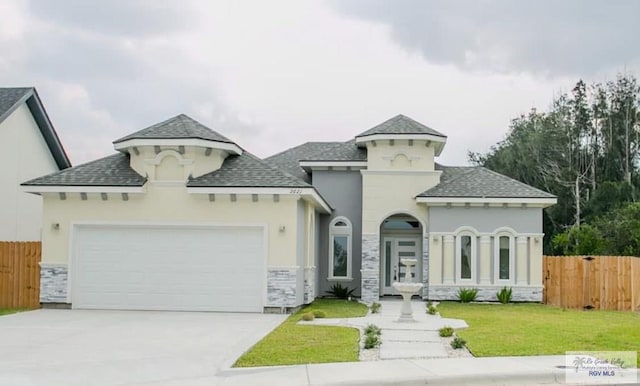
[0, 87, 71, 170]
[355, 114, 447, 138]
[419, 166, 556, 199]
[188, 152, 312, 188]
[21, 153, 146, 187]
[114, 114, 235, 144]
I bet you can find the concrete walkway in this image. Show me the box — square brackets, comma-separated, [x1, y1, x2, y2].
[300, 299, 468, 360]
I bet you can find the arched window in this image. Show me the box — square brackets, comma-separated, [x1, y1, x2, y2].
[455, 229, 477, 282]
[329, 217, 352, 279]
[494, 232, 515, 282]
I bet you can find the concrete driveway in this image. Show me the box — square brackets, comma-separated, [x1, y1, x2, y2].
[0, 309, 286, 386]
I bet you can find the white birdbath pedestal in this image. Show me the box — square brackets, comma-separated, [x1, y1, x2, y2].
[391, 258, 423, 322]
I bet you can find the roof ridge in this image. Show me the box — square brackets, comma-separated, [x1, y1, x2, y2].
[265, 141, 336, 160]
[477, 167, 555, 196]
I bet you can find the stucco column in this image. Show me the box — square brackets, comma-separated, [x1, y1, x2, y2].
[529, 236, 543, 286]
[442, 235, 455, 284]
[479, 235, 492, 285]
[516, 236, 529, 285]
[429, 235, 442, 285]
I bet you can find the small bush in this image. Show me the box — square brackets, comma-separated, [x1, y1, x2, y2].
[301, 312, 315, 321]
[312, 310, 327, 318]
[364, 324, 382, 336]
[438, 326, 454, 337]
[451, 336, 467, 349]
[496, 286, 513, 304]
[364, 334, 381, 349]
[326, 283, 357, 299]
[457, 287, 478, 303]
[370, 302, 381, 314]
[427, 305, 437, 315]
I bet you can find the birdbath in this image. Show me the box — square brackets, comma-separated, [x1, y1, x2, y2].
[391, 258, 423, 322]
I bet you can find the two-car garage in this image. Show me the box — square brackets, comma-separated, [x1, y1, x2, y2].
[70, 224, 266, 312]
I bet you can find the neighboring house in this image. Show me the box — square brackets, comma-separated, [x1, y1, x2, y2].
[23, 113, 556, 312]
[0, 87, 71, 241]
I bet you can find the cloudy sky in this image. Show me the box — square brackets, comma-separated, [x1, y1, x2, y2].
[1, 0, 639, 166]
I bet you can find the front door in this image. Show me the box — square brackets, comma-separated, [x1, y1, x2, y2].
[381, 237, 421, 295]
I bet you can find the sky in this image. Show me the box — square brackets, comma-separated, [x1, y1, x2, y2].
[1, 0, 639, 166]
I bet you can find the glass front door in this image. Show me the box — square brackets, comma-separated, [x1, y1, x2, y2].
[382, 237, 420, 294]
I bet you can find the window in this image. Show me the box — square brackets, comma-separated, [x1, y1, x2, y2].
[329, 217, 352, 279]
[455, 231, 477, 282]
[494, 234, 514, 282]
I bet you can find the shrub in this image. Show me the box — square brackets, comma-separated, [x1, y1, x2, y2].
[326, 283, 357, 299]
[438, 326, 454, 337]
[312, 310, 327, 318]
[301, 312, 315, 321]
[427, 305, 437, 315]
[370, 302, 381, 314]
[457, 287, 478, 303]
[451, 336, 467, 349]
[364, 334, 381, 349]
[496, 286, 513, 304]
[364, 324, 382, 336]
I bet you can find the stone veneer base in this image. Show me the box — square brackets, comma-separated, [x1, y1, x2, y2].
[428, 285, 543, 302]
[360, 234, 380, 304]
[40, 263, 69, 304]
[266, 268, 298, 308]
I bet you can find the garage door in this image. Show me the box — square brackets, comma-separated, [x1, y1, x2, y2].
[72, 225, 265, 312]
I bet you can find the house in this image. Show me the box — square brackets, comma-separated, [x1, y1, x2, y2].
[23, 114, 556, 311]
[0, 87, 70, 242]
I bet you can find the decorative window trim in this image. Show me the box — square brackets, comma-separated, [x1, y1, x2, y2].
[494, 232, 515, 283]
[455, 230, 477, 282]
[328, 216, 352, 280]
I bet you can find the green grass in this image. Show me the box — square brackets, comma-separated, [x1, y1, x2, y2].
[234, 299, 368, 367]
[0, 308, 27, 316]
[437, 302, 640, 366]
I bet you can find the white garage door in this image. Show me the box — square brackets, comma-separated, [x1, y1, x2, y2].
[72, 225, 265, 312]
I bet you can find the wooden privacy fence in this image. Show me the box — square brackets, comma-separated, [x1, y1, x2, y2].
[0, 242, 41, 308]
[543, 255, 640, 311]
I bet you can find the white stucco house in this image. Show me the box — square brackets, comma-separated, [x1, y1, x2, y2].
[23, 114, 556, 312]
[0, 87, 70, 242]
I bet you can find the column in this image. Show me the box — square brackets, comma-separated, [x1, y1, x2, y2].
[516, 236, 529, 285]
[429, 235, 442, 284]
[479, 235, 492, 284]
[529, 236, 543, 286]
[442, 235, 455, 284]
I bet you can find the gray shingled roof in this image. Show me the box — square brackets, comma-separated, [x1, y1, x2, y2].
[300, 140, 367, 161]
[356, 114, 447, 138]
[419, 166, 556, 199]
[189, 152, 311, 188]
[0, 87, 71, 170]
[265, 142, 335, 182]
[0, 87, 32, 121]
[22, 153, 146, 187]
[114, 114, 235, 144]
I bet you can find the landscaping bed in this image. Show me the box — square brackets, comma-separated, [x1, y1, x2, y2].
[234, 299, 368, 367]
[437, 302, 640, 366]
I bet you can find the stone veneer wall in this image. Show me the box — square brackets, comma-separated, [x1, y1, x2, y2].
[428, 285, 543, 302]
[360, 234, 379, 304]
[421, 234, 429, 298]
[303, 267, 315, 304]
[40, 263, 68, 303]
[266, 267, 298, 307]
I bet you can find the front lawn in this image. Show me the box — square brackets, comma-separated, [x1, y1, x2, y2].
[0, 308, 26, 316]
[437, 302, 640, 366]
[234, 299, 368, 367]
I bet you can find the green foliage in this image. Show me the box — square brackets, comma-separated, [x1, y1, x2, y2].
[326, 283, 357, 299]
[496, 287, 513, 304]
[439, 326, 454, 337]
[312, 310, 326, 318]
[469, 74, 640, 254]
[364, 324, 382, 336]
[369, 302, 381, 314]
[457, 287, 478, 303]
[427, 305, 437, 315]
[551, 224, 607, 255]
[364, 333, 381, 349]
[451, 336, 467, 349]
[301, 312, 315, 321]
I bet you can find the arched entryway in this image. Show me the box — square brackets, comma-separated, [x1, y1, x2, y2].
[379, 214, 423, 296]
